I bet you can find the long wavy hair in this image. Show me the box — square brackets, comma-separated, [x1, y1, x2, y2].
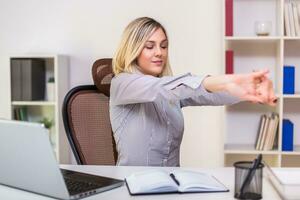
[112, 17, 172, 77]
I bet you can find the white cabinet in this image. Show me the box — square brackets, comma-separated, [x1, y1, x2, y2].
[9, 54, 70, 164]
[223, 0, 300, 167]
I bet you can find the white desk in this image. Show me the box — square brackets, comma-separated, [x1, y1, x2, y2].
[0, 165, 281, 200]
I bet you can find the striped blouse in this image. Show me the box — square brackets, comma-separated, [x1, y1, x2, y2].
[109, 70, 240, 166]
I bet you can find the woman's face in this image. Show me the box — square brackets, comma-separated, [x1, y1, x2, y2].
[136, 28, 168, 76]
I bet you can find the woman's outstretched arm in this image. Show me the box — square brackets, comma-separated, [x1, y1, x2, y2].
[202, 69, 276, 106]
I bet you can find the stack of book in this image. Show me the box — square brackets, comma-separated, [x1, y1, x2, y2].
[284, 0, 300, 37]
[267, 167, 300, 200]
[255, 113, 279, 151]
[14, 107, 28, 121]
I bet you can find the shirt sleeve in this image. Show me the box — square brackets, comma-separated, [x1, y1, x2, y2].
[179, 83, 241, 107]
[110, 72, 240, 106]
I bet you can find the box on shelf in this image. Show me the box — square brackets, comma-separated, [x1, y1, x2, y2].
[11, 58, 46, 101]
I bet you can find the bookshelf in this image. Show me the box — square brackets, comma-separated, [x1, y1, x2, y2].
[9, 54, 70, 164]
[223, 0, 300, 167]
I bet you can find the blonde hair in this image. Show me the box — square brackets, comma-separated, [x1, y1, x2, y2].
[113, 17, 172, 77]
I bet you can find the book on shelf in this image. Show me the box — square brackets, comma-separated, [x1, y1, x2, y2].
[284, 0, 300, 36]
[225, 50, 234, 74]
[288, 0, 296, 37]
[298, 1, 300, 33]
[283, 66, 295, 94]
[14, 107, 28, 121]
[11, 59, 22, 101]
[292, 1, 300, 36]
[14, 108, 20, 121]
[285, 2, 291, 36]
[225, 0, 233, 36]
[264, 113, 279, 151]
[259, 114, 270, 150]
[22, 59, 46, 101]
[255, 113, 279, 151]
[255, 114, 267, 150]
[11, 58, 46, 101]
[125, 169, 229, 195]
[282, 119, 294, 151]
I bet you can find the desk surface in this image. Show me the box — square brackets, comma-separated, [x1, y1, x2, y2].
[0, 165, 281, 200]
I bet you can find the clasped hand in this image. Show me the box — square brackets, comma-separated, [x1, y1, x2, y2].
[226, 69, 277, 106]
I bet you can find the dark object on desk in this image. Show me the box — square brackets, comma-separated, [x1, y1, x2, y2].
[62, 58, 117, 165]
[234, 154, 264, 199]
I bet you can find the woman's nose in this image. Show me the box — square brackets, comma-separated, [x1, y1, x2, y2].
[155, 46, 162, 57]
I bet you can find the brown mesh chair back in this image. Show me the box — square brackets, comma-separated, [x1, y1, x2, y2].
[92, 58, 113, 97]
[62, 58, 117, 165]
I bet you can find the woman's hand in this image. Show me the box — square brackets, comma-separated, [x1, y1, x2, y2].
[226, 69, 277, 105]
[202, 69, 277, 106]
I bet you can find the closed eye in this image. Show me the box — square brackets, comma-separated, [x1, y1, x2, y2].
[145, 46, 154, 49]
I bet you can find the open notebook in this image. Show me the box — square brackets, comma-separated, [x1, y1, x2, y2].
[125, 169, 229, 195]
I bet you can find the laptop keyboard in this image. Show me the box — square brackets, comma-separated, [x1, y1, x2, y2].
[61, 169, 104, 195]
[60, 168, 123, 197]
[64, 176, 100, 194]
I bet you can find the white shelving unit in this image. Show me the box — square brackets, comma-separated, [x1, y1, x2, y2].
[223, 0, 300, 167]
[9, 54, 70, 164]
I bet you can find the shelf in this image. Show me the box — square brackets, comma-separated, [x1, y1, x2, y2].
[224, 145, 300, 155]
[281, 154, 300, 167]
[284, 40, 300, 94]
[232, 0, 280, 37]
[226, 37, 300, 41]
[224, 0, 300, 167]
[10, 54, 59, 59]
[225, 101, 279, 147]
[9, 55, 69, 164]
[225, 153, 280, 167]
[283, 94, 300, 98]
[283, 99, 300, 150]
[283, 37, 300, 40]
[225, 36, 281, 41]
[281, 152, 300, 155]
[12, 101, 56, 106]
[224, 144, 279, 155]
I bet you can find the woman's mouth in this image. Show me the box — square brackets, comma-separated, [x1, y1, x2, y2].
[152, 60, 163, 65]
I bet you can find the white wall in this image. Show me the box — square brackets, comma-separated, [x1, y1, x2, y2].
[0, 0, 224, 167]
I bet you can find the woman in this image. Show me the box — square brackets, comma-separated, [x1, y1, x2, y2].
[110, 17, 276, 167]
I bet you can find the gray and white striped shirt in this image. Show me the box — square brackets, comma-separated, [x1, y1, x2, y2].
[109, 70, 240, 167]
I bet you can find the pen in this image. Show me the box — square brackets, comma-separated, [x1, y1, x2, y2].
[170, 173, 180, 186]
[238, 154, 262, 198]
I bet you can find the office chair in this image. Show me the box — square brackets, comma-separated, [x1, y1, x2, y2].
[62, 58, 117, 165]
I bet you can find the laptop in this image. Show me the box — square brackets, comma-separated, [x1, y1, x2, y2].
[0, 119, 124, 199]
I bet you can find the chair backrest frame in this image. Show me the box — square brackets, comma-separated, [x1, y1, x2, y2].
[62, 85, 117, 165]
[92, 58, 113, 97]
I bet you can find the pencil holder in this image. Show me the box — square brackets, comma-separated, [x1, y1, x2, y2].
[234, 161, 264, 199]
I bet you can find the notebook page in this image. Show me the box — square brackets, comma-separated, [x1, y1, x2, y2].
[171, 170, 227, 192]
[126, 169, 178, 194]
